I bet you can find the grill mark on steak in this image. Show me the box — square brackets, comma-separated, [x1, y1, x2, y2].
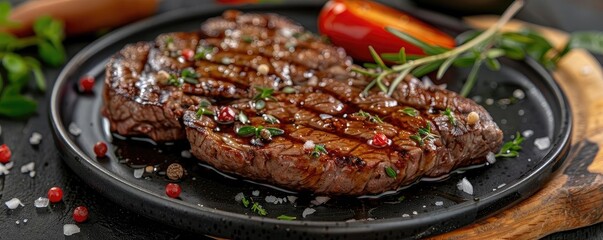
[104, 10, 504, 195]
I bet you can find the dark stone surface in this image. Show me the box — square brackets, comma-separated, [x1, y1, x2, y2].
[0, 0, 601, 239]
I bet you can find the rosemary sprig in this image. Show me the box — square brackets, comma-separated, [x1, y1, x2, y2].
[354, 0, 525, 97]
[410, 123, 439, 146]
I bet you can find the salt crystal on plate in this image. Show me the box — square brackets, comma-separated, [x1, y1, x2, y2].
[0, 164, 9, 175]
[68, 123, 82, 136]
[486, 152, 496, 164]
[498, 183, 507, 189]
[63, 224, 81, 236]
[181, 150, 192, 158]
[252, 190, 260, 196]
[457, 177, 474, 195]
[310, 196, 330, 206]
[534, 137, 551, 150]
[5, 198, 24, 209]
[133, 168, 144, 179]
[435, 201, 444, 206]
[29, 132, 42, 145]
[4, 161, 13, 170]
[287, 196, 297, 204]
[34, 197, 49, 208]
[20, 162, 35, 173]
[513, 89, 525, 100]
[234, 192, 244, 202]
[15, 220, 19, 225]
[29, 171, 36, 178]
[23, 219, 27, 223]
[265, 195, 277, 204]
[302, 208, 316, 218]
[522, 130, 534, 138]
[402, 214, 410, 217]
[412, 211, 418, 215]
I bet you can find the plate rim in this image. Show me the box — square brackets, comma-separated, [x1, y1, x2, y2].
[49, 2, 573, 238]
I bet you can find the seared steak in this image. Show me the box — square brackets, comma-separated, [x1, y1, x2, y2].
[103, 10, 503, 195]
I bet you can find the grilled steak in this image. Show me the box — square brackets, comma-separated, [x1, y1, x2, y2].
[103, 10, 503, 195]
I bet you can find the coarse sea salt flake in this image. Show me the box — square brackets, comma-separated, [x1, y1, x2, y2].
[20, 162, 35, 173]
[5, 198, 24, 209]
[303, 140, 315, 150]
[29, 132, 42, 145]
[265, 195, 277, 204]
[310, 196, 330, 206]
[34, 197, 49, 208]
[302, 208, 316, 218]
[133, 168, 144, 179]
[252, 190, 260, 196]
[522, 130, 534, 138]
[180, 150, 192, 158]
[29, 171, 36, 178]
[486, 152, 496, 164]
[68, 123, 82, 136]
[63, 224, 81, 236]
[402, 214, 410, 217]
[435, 201, 444, 206]
[457, 177, 474, 195]
[534, 137, 551, 150]
[234, 192, 244, 202]
[287, 195, 298, 204]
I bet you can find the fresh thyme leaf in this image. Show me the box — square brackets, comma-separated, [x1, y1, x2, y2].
[266, 127, 284, 136]
[195, 107, 214, 118]
[410, 134, 423, 146]
[385, 166, 397, 179]
[400, 107, 418, 117]
[251, 202, 267, 216]
[238, 111, 249, 124]
[495, 132, 524, 158]
[311, 144, 328, 158]
[263, 114, 279, 124]
[241, 196, 250, 208]
[277, 215, 297, 220]
[411, 123, 439, 146]
[195, 45, 216, 60]
[237, 126, 257, 137]
[254, 86, 275, 100]
[442, 108, 456, 126]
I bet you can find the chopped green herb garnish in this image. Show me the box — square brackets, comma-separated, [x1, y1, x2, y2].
[353, 110, 383, 124]
[241, 196, 250, 208]
[385, 166, 397, 179]
[442, 108, 456, 126]
[398, 196, 405, 202]
[251, 202, 267, 216]
[254, 86, 276, 101]
[195, 107, 214, 118]
[311, 144, 328, 158]
[236, 125, 284, 139]
[194, 45, 216, 60]
[242, 35, 254, 43]
[266, 127, 284, 136]
[282, 86, 296, 94]
[263, 114, 279, 124]
[181, 67, 199, 78]
[400, 107, 418, 117]
[167, 75, 182, 87]
[410, 123, 439, 146]
[199, 99, 211, 108]
[277, 215, 297, 221]
[495, 132, 524, 158]
[236, 126, 257, 137]
[238, 111, 249, 124]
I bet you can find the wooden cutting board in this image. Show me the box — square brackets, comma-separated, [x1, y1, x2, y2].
[432, 17, 603, 239]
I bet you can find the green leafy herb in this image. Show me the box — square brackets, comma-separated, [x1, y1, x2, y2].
[277, 215, 297, 221]
[251, 202, 267, 216]
[385, 166, 397, 179]
[442, 108, 456, 126]
[181, 67, 199, 84]
[282, 86, 296, 94]
[254, 86, 276, 101]
[353, 110, 383, 124]
[0, 4, 66, 118]
[263, 114, 279, 124]
[241, 196, 250, 208]
[238, 111, 249, 124]
[242, 35, 254, 43]
[195, 101, 214, 118]
[495, 132, 524, 158]
[236, 125, 284, 138]
[410, 123, 439, 146]
[400, 107, 418, 117]
[310, 144, 328, 158]
[194, 45, 216, 60]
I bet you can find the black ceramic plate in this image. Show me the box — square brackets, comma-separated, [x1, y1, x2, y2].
[49, 3, 571, 239]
